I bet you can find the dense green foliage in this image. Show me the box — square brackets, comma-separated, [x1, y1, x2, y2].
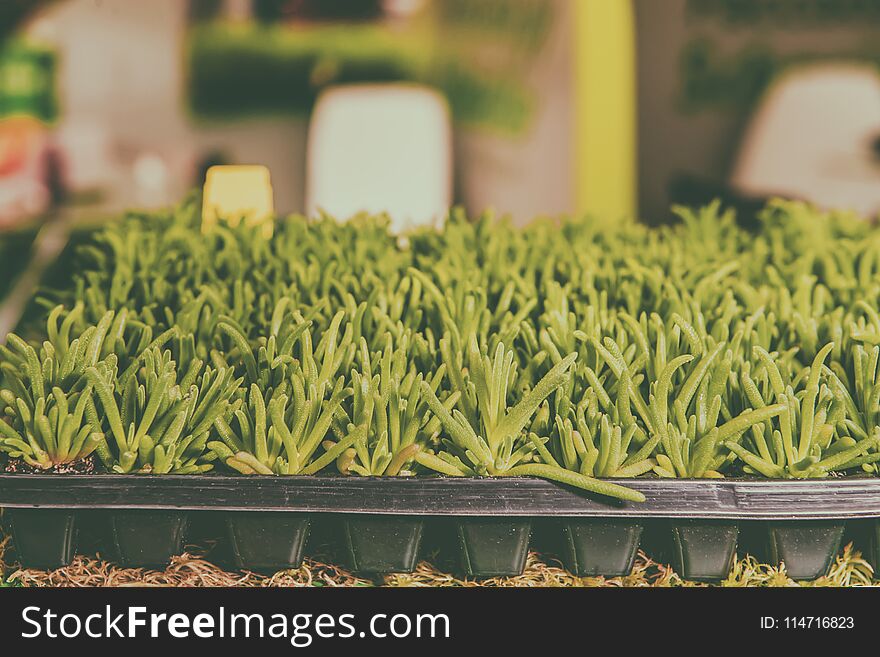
[2, 199, 880, 499]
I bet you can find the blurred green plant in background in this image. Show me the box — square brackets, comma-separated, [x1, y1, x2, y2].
[187, 0, 554, 133]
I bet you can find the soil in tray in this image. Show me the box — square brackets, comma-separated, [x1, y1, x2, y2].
[342, 515, 424, 574]
[111, 510, 189, 568]
[670, 520, 739, 582]
[2, 456, 98, 475]
[766, 521, 845, 580]
[560, 519, 643, 577]
[227, 512, 311, 572]
[5, 508, 77, 569]
[457, 518, 532, 578]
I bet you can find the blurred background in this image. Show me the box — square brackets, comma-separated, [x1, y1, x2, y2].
[2, 0, 880, 235]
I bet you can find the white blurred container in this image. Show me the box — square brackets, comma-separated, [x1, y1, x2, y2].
[732, 64, 880, 218]
[306, 84, 452, 232]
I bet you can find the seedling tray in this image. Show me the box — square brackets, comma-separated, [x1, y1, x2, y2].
[342, 515, 424, 574]
[1, 475, 879, 579]
[227, 511, 311, 572]
[110, 510, 190, 568]
[560, 519, 643, 577]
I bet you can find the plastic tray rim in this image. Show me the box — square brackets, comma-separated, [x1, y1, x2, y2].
[1, 473, 879, 520]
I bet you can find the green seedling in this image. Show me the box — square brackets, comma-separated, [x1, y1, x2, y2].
[334, 334, 456, 476]
[208, 372, 351, 475]
[0, 313, 115, 469]
[87, 348, 240, 473]
[418, 335, 644, 501]
[7, 196, 880, 488]
[726, 344, 878, 478]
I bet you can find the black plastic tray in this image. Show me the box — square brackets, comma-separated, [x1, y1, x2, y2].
[2, 474, 879, 518]
[1, 475, 878, 580]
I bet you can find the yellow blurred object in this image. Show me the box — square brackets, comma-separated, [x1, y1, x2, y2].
[573, 0, 637, 223]
[202, 165, 275, 237]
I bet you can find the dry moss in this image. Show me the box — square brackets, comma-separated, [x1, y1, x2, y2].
[4, 545, 875, 588]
